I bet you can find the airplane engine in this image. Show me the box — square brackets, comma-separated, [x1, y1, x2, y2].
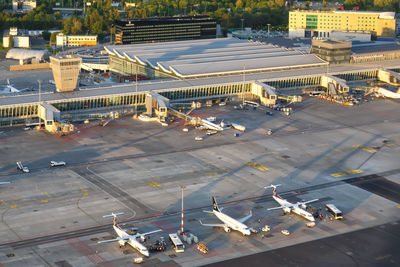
[283, 207, 291, 214]
[301, 204, 307, 209]
[140, 236, 146, 242]
[224, 227, 231, 233]
[118, 240, 126, 248]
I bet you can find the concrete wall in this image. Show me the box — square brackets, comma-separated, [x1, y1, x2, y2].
[10, 63, 50, 71]
[289, 29, 305, 38]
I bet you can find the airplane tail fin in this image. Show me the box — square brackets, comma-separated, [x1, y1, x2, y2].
[103, 212, 124, 225]
[264, 184, 281, 196]
[212, 197, 221, 212]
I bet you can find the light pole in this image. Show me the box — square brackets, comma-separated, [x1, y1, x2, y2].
[267, 23, 271, 37]
[242, 64, 245, 106]
[135, 63, 138, 118]
[37, 80, 42, 130]
[180, 185, 185, 235]
[110, 24, 114, 45]
[241, 18, 244, 32]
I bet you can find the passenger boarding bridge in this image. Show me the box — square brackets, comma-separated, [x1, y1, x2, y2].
[0, 67, 399, 128]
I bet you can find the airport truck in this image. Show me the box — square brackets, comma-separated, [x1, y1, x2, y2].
[16, 161, 29, 173]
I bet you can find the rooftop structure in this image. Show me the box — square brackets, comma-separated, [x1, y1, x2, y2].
[106, 38, 327, 79]
[50, 56, 82, 92]
[56, 33, 97, 47]
[311, 39, 351, 64]
[289, 10, 396, 38]
[5, 48, 47, 60]
[114, 16, 216, 44]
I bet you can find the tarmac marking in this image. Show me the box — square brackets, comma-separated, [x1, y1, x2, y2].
[40, 200, 48, 203]
[375, 254, 392, 261]
[147, 181, 161, 187]
[316, 143, 329, 147]
[9, 205, 17, 208]
[0, 200, 8, 206]
[35, 185, 52, 198]
[7, 196, 22, 201]
[307, 152, 317, 157]
[385, 143, 395, 147]
[152, 176, 160, 181]
[80, 187, 89, 196]
[207, 172, 218, 176]
[331, 169, 363, 177]
[397, 205, 400, 208]
[246, 162, 269, 171]
[65, 181, 81, 185]
[353, 145, 377, 153]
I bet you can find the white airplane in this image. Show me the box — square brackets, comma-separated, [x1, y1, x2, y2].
[98, 212, 162, 257]
[198, 118, 224, 131]
[265, 184, 319, 222]
[0, 182, 10, 185]
[199, 197, 252, 236]
[2, 79, 23, 94]
[231, 123, 246, 132]
[374, 87, 400, 99]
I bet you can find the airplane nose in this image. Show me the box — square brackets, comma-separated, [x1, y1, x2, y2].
[144, 251, 149, 257]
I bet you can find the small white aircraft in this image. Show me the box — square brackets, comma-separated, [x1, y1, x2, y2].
[198, 118, 224, 131]
[2, 79, 28, 94]
[98, 212, 162, 257]
[265, 184, 319, 222]
[199, 197, 252, 236]
[231, 123, 246, 132]
[0, 182, 10, 185]
[374, 87, 400, 99]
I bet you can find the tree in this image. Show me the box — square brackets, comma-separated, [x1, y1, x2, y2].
[42, 30, 51, 40]
[50, 32, 59, 45]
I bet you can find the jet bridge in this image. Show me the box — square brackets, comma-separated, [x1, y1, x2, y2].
[377, 69, 400, 86]
[251, 81, 277, 106]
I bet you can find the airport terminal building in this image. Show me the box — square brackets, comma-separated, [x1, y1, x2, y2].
[114, 16, 216, 44]
[105, 38, 327, 79]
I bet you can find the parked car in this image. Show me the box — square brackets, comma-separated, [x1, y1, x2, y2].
[281, 229, 290, 236]
[262, 225, 271, 232]
[50, 161, 66, 167]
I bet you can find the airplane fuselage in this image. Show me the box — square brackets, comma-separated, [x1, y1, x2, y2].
[113, 225, 150, 257]
[273, 195, 315, 222]
[213, 210, 251, 235]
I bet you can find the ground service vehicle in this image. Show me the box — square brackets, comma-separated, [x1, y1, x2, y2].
[50, 161, 66, 167]
[16, 161, 29, 173]
[325, 204, 343, 220]
[169, 234, 184, 253]
[197, 243, 209, 254]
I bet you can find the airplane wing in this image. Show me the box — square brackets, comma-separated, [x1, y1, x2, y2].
[0, 182, 11, 185]
[299, 199, 319, 205]
[267, 204, 293, 211]
[203, 207, 223, 214]
[199, 220, 227, 228]
[238, 211, 252, 223]
[97, 237, 128, 244]
[136, 229, 162, 237]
